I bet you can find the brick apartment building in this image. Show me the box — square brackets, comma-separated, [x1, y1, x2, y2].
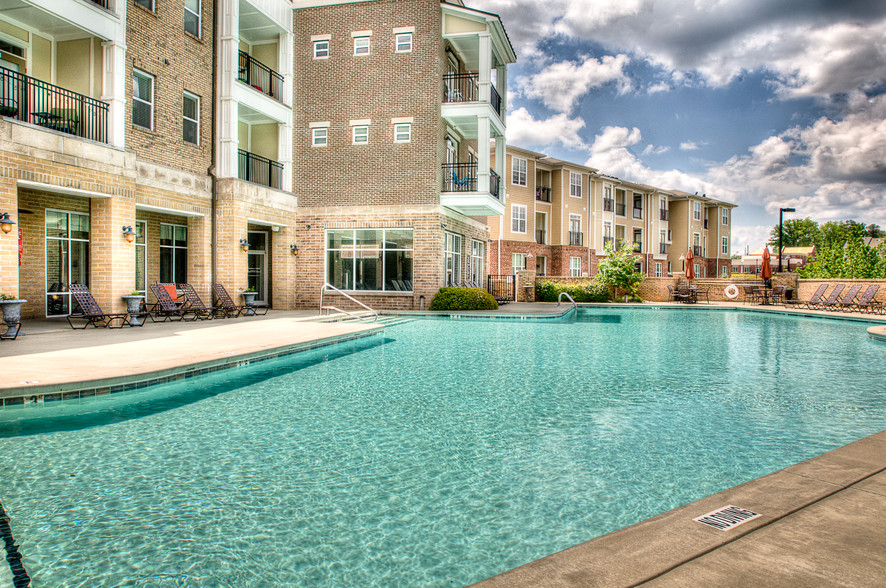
[489, 147, 736, 280]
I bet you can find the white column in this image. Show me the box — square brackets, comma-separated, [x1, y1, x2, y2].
[101, 40, 126, 149]
[494, 134, 506, 199]
[278, 32, 293, 108]
[496, 63, 507, 121]
[278, 121, 292, 192]
[217, 0, 240, 179]
[477, 115, 491, 193]
[477, 33, 491, 103]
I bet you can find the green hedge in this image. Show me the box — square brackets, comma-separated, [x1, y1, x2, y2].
[535, 280, 611, 303]
[429, 287, 498, 311]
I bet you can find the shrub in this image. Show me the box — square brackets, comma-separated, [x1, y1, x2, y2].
[535, 280, 611, 303]
[429, 287, 498, 311]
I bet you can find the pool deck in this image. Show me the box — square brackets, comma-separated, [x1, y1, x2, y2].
[1, 303, 885, 587]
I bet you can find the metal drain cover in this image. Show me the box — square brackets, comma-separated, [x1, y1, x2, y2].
[694, 505, 761, 530]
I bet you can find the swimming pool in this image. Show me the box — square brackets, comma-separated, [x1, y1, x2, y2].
[1, 308, 884, 586]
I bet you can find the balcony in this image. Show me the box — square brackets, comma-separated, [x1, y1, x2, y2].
[0, 67, 108, 143]
[659, 243, 669, 255]
[441, 162, 504, 216]
[536, 186, 551, 202]
[616, 203, 626, 216]
[239, 149, 283, 189]
[633, 243, 642, 253]
[633, 208, 643, 220]
[603, 198, 614, 212]
[443, 73, 504, 119]
[704, 219, 709, 229]
[693, 245, 703, 256]
[536, 229, 546, 244]
[238, 51, 284, 103]
[660, 209, 669, 221]
[569, 232, 583, 247]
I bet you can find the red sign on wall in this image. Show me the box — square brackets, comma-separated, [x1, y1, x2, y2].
[18, 227, 22, 267]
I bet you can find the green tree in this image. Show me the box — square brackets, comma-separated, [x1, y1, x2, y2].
[767, 217, 819, 248]
[597, 239, 644, 301]
[865, 223, 885, 238]
[799, 223, 886, 279]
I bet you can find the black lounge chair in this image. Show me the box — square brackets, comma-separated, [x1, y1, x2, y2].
[784, 283, 827, 309]
[212, 284, 269, 316]
[149, 283, 201, 321]
[177, 283, 222, 319]
[810, 284, 845, 310]
[828, 284, 862, 312]
[67, 284, 135, 329]
[851, 285, 882, 314]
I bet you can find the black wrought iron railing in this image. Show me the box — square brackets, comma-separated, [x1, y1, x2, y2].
[490, 83, 502, 117]
[443, 73, 504, 117]
[238, 149, 283, 189]
[536, 186, 551, 202]
[614, 238, 625, 251]
[490, 168, 500, 199]
[704, 219, 709, 229]
[660, 208, 669, 221]
[604, 236, 614, 247]
[89, 0, 113, 9]
[615, 202, 626, 216]
[536, 229, 546, 244]
[633, 243, 642, 253]
[633, 208, 643, 220]
[603, 198, 614, 212]
[660, 243, 670, 254]
[238, 51, 284, 102]
[487, 274, 515, 303]
[693, 245, 703, 256]
[569, 231, 583, 247]
[0, 66, 108, 143]
[442, 163, 501, 200]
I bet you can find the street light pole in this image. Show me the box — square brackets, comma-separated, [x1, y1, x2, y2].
[778, 207, 796, 273]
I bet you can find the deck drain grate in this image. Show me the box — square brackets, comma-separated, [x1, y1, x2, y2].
[693, 505, 761, 530]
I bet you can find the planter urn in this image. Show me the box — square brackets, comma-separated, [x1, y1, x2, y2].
[121, 295, 145, 327]
[241, 291, 257, 316]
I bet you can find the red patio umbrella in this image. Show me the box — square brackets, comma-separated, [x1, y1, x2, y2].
[761, 247, 772, 286]
[685, 248, 695, 280]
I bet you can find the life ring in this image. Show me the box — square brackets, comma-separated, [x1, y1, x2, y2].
[724, 284, 740, 299]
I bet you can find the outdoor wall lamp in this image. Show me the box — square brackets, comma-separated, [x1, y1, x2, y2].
[290, 244, 299, 256]
[0, 212, 15, 234]
[240, 238, 250, 252]
[122, 225, 136, 243]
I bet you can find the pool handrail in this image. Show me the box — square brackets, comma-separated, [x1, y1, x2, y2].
[558, 292, 576, 310]
[320, 283, 379, 322]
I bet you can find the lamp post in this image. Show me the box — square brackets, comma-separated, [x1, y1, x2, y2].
[778, 207, 796, 273]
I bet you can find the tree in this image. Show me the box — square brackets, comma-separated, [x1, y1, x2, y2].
[597, 239, 644, 301]
[799, 223, 886, 279]
[767, 217, 819, 248]
[865, 224, 885, 238]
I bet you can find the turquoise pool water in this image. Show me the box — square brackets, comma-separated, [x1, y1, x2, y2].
[1, 309, 885, 586]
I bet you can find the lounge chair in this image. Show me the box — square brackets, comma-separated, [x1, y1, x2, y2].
[177, 283, 223, 319]
[784, 283, 828, 309]
[212, 283, 268, 316]
[67, 284, 135, 329]
[810, 284, 845, 311]
[850, 284, 882, 314]
[827, 284, 862, 312]
[149, 282, 202, 321]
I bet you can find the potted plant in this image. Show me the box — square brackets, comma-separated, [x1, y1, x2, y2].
[0, 293, 26, 338]
[121, 291, 145, 327]
[240, 286, 257, 316]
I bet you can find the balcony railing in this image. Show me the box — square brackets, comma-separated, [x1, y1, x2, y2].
[633, 243, 642, 253]
[569, 231, 583, 247]
[442, 162, 501, 200]
[632, 208, 642, 220]
[442, 73, 504, 117]
[536, 186, 551, 202]
[536, 229, 546, 244]
[238, 149, 283, 189]
[603, 198, 614, 212]
[490, 83, 502, 118]
[0, 66, 108, 143]
[615, 203, 626, 216]
[603, 236, 614, 248]
[704, 219, 709, 229]
[659, 242, 669, 254]
[89, 0, 113, 9]
[693, 245, 703, 256]
[660, 208, 669, 221]
[239, 51, 284, 102]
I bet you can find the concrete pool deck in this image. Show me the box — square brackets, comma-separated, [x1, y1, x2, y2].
[1, 303, 885, 586]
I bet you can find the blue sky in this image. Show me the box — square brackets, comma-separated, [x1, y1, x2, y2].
[472, 0, 886, 254]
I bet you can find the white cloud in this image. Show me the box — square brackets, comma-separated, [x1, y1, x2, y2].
[519, 55, 631, 113]
[647, 81, 671, 94]
[679, 141, 701, 151]
[505, 107, 588, 150]
[643, 144, 670, 155]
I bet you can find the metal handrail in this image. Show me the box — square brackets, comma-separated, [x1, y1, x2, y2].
[558, 292, 576, 310]
[319, 283, 378, 321]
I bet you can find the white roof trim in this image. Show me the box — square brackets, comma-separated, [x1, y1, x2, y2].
[136, 203, 206, 217]
[247, 217, 288, 228]
[17, 180, 111, 199]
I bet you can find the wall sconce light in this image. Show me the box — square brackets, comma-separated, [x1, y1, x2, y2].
[122, 225, 136, 243]
[290, 244, 299, 256]
[0, 212, 15, 234]
[239, 238, 250, 252]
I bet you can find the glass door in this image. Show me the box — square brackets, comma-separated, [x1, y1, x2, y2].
[135, 220, 147, 300]
[45, 210, 90, 317]
[247, 230, 268, 304]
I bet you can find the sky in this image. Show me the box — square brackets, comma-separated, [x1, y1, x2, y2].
[471, 0, 886, 255]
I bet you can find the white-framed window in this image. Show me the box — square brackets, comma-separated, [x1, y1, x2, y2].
[654, 262, 662, 277]
[512, 157, 527, 186]
[354, 37, 370, 55]
[134, 0, 154, 11]
[444, 231, 462, 285]
[511, 204, 526, 233]
[160, 223, 188, 284]
[722, 208, 729, 225]
[326, 228, 413, 291]
[352, 125, 369, 144]
[570, 257, 581, 277]
[395, 33, 413, 53]
[722, 236, 728, 255]
[660, 229, 666, 243]
[470, 240, 484, 285]
[132, 70, 154, 130]
[182, 92, 199, 145]
[694, 263, 701, 277]
[693, 201, 701, 220]
[570, 172, 582, 197]
[134, 220, 147, 298]
[312, 127, 328, 146]
[45, 209, 90, 317]
[313, 40, 329, 59]
[184, 0, 201, 37]
[512, 253, 526, 272]
[394, 123, 411, 143]
[721, 265, 729, 278]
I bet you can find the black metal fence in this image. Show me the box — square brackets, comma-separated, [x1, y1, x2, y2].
[0, 66, 108, 143]
[443, 73, 504, 117]
[442, 163, 501, 200]
[490, 83, 502, 117]
[487, 274, 515, 303]
[616, 203, 626, 216]
[569, 231, 583, 246]
[660, 208, 669, 221]
[693, 245, 703, 256]
[536, 229, 546, 244]
[238, 51, 284, 102]
[536, 186, 551, 202]
[603, 198, 614, 211]
[660, 242, 670, 254]
[633, 208, 643, 220]
[238, 149, 283, 189]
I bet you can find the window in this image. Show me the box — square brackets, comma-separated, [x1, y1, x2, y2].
[633, 192, 643, 219]
[444, 232, 462, 285]
[722, 236, 728, 255]
[721, 265, 729, 278]
[633, 228, 642, 253]
[693, 201, 701, 220]
[570, 172, 582, 197]
[660, 229, 666, 243]
[312, 127, 328, 146]
[512, 157, 527, 186]
[354, 37, 370, 55]
[394, 123, 411, 143]
[694, 263, 702, 278]
[132, 70, 153, 130]
[184, 0, 201, 37]
[570, 257, 581, 277]
[722, 208, 729, 225]
[512, 253, 526, 272]
[470, 240, 484, 285]
[160, 223, 188, 284]
[352, 125, 369, 144]
[395, 33, 413, 53]
[45, 210, 90, 317]
[134, 0, 154, 11]
[183, 92, 199, 145]
[326, 228, 413, 291]
[511, 204, 526, 233]
[313, 41, 329, 59]
[134, 220, 147, 297]
[654, 262, 662, 278]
